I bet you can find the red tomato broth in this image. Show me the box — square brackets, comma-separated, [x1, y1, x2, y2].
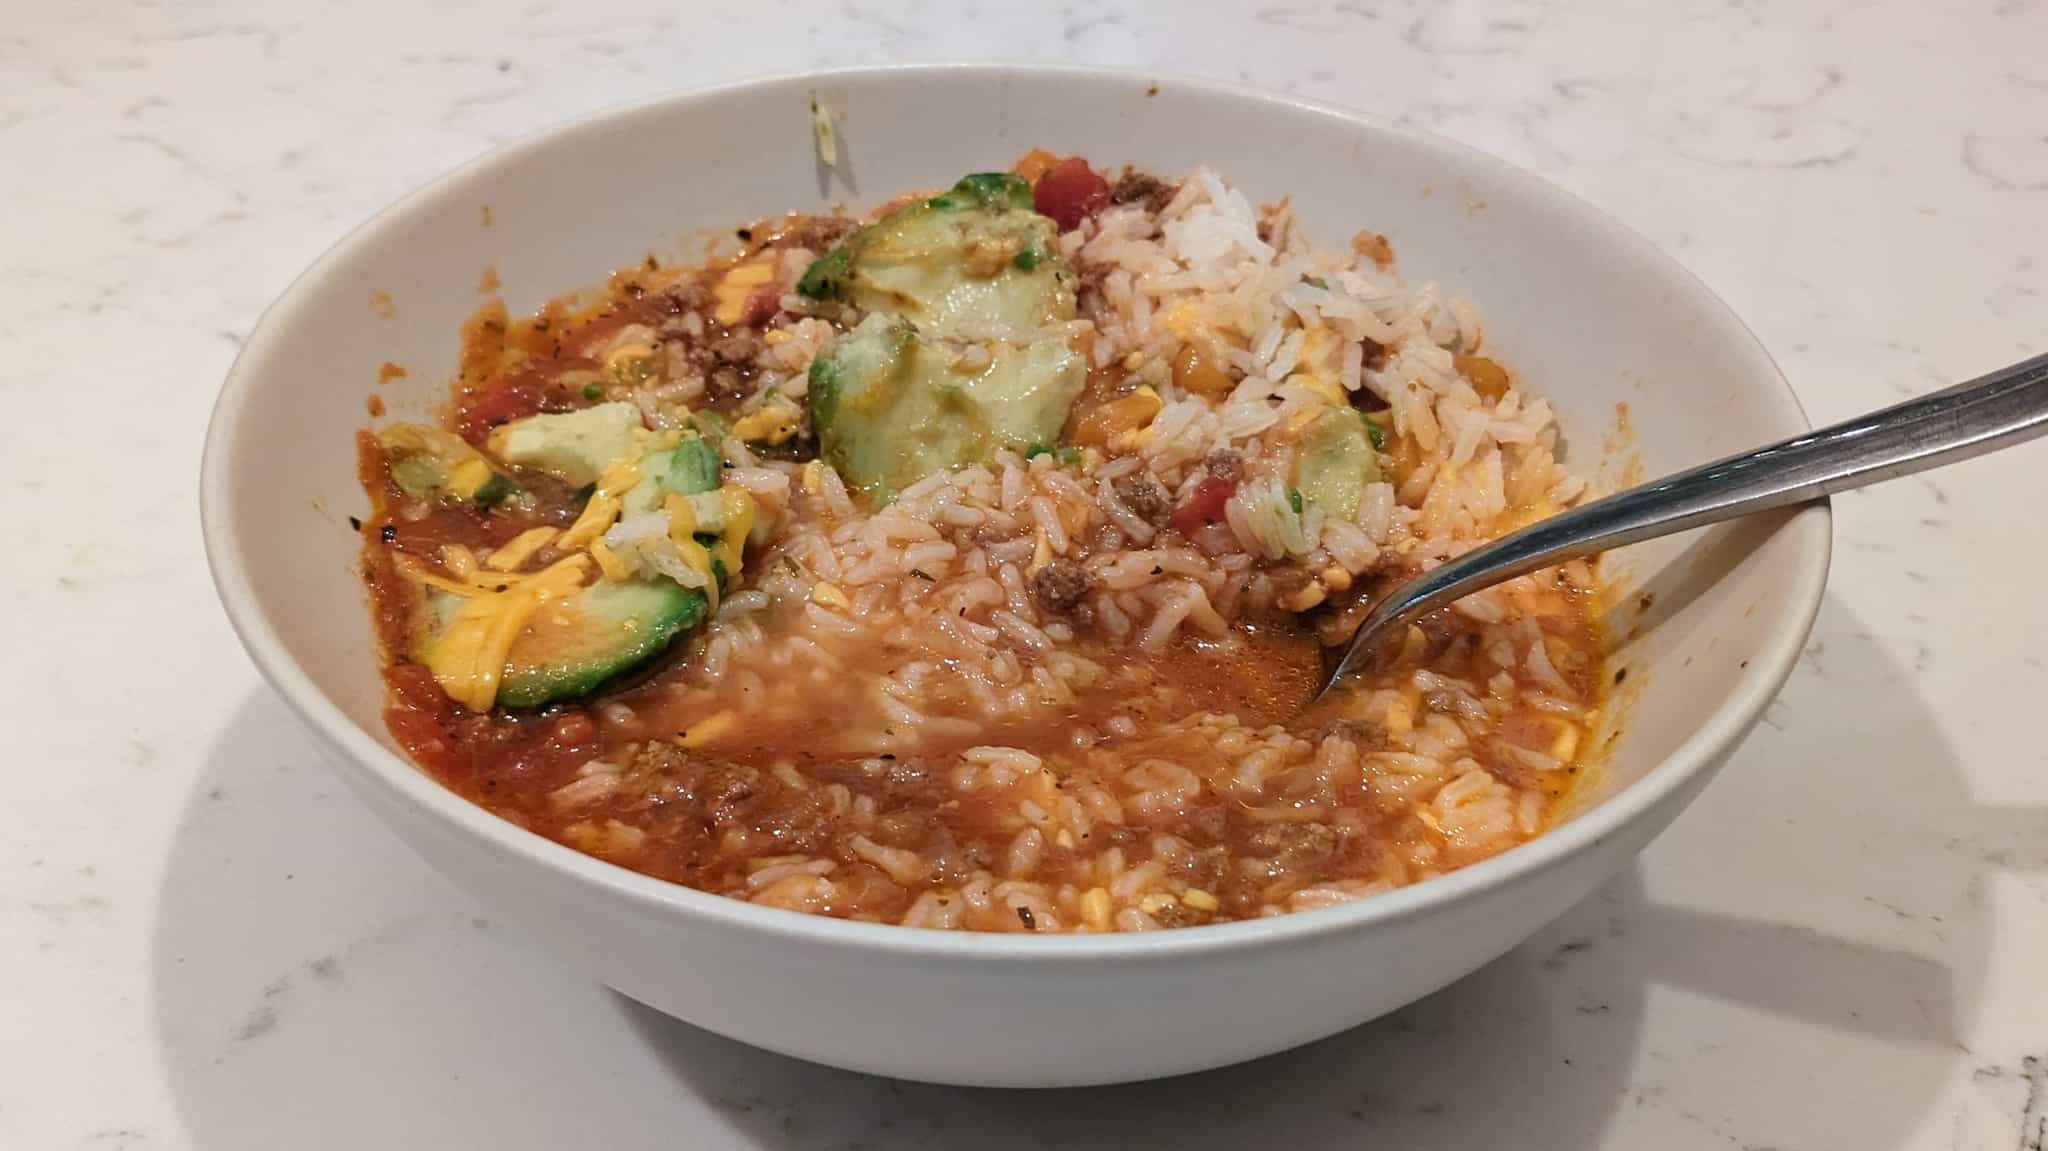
[356, 161, 1609, 933]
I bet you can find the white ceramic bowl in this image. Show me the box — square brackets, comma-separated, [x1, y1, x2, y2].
[201, 65, 1829, 1087]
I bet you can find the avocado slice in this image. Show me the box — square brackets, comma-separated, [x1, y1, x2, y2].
[486, 401, 642, 487]
[1292, 408, 1380, 522]
[618, 434, 724, 518]
[497, 580, 705, 707]
[419, 579, 706, 709]
[376, 423, 516, 507]
[797, 173, 1074, 333]
[810, 314, 1087, 498]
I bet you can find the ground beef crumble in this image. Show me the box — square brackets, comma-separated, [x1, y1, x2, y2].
[1030, 559, 1094, 614]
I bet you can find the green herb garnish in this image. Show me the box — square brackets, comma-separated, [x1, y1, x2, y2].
[1361, 413, 1386, 453]
[474, 473, 517, 508]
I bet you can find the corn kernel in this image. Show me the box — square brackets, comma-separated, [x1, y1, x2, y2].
[1081, 887, 1112, 932]
[810, 582, 850, 610]
[1549, 720, 1582, 763]
[1280, 581, 1327, 612]
[1171, 340, 1233, 396]
[1321, 564, 1353, 591]
[1384, 692, 1415, 738]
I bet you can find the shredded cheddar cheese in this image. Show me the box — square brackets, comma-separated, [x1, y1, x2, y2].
[483, 527, 559, 572]
[1287, 371, 1347, 408]
[712, 260, 775, 326]
[420, 554, 590, 712]
[557, 455, 642, 551]
[661, 493, 718, 607]
[587, 538, 633, 581]
[444, 456, 495, 501]
[603, 342, 654, 380]
[681, 710, 737, 748]
[712, 488, 756, 583]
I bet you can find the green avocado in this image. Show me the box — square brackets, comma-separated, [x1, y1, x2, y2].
[797, 172, 1073, 333]
[799, 172, 1088, 498]
[809, 314, 1087, 499]
[617, 434, 724, 518]
[485, 401, 642, 488]
[420, 579, 706, 709]
[1293, 408, 1380, 522]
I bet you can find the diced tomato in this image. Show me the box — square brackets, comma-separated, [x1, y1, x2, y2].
[452, 374, 545, 442]
[1033, 157, 1110, 232]
[386, 663, 455, 721]
[1169, 476, 1236, 534]
[549, 712, 596, 748]
[739, 282, 782, 327]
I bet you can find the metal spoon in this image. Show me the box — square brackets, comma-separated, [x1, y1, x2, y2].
[1314, 351, 2048, 702]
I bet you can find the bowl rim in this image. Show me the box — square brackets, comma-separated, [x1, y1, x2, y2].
[200, 62, 1832, 961]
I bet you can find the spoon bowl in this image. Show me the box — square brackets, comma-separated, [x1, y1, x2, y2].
[1316, 352, 2048, 703]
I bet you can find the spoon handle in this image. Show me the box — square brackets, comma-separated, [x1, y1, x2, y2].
[1321, 351, 2048, 692]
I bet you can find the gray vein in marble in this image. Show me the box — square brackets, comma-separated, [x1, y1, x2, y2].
[1963, 134, 2048, 191]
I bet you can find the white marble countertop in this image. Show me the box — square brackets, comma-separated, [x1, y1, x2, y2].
[6, 1, 2047, 1146]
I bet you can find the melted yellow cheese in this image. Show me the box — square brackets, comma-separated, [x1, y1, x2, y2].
[717, 487, 756, 564]
[603, 342, 654, 382]
[662, 493, 718, 608]
[482, 527, 560, 572]
[730, 400, 803, 445]
[557, 455, 642, 550]
[444, 456, 494, 501]
[712, 259, 776, 326]
[420, 554, 590, 711]
[587, 538, 633, 581]
[1287, 371, 1347, 409]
